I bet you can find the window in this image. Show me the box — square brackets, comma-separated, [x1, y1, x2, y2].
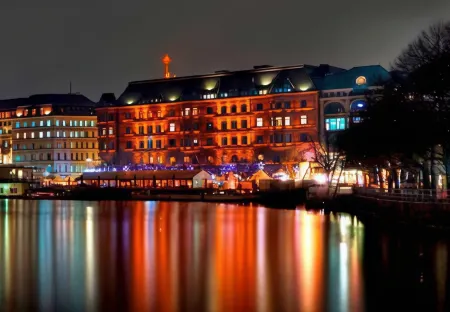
[169, 123, 175, 132]
[125, 127, 131, 134]
[256, 135, 263, 144]
[325, 118, 346, 131]
[301, 100, 307, 108]
[231, 137, 238, 145]
[231, 105, 237, 113]
[193, 138, 199, 146]
[23, 122, 28, 128]
[40, 121, 44, 127]
[206, 123, 213, 130]
[139, 141, 145, 149]
[156, 140, 161, 149]
[301, 115, 308, 125]
[192, 107, 198, 115]
[15, 122, 20, 128]
[108, 127, 114, 135]
[256, 103, 263, 111]
[156, 125, 162, 133]
[221, 107, 227, 114]
[206, 138, 213, 146]
[271, 117, 282, 126]
[56, 131, 60, 138]
[285, 134, 292, 143]
[147, 126, 153, 134]
[231, 121, 237, 129]
[169, 139, 176, 147]
[62, 120, 66, 126]
[31, 121, 36, 127]
[241, 136, 248, 145]
[352, 117, 362, 123]
[274, 102, 282, 109]
[284, 117, 291, 126]
[300, 133, 308, 142]
[256, 118, 263, 127]
[147, 139, 153, 149]
[138, 126, 144, 134]
[221, 121, 227, 130]
[206, 107, 214, 114]
[183, 108, 190, 116]
[47, 131, 51, 138]
[157, 111, 162, 118]
[126, 141, 132, 149]
[284, 102, 291, 109]
[46, 120, 51, 126]
[241, 120, 248, 128]
[241, 104, 247, 112]
[222, 137, 228, 145]
[39, 132, 43, 138]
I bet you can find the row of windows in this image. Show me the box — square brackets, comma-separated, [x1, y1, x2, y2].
[122, 101, 310, 121]
[14, 120, 95, 128]
[126, 132, 310, 150]
[13, 142, 96, 150]
[14, 152, 96, 161]
[15, 131, 96, 139]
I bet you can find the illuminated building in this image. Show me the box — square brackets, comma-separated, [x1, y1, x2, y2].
[0, 100, 21, 164]
[97, 57, 343, 166]
[0, 94, 99, 182]
[319, 65, 391, 134]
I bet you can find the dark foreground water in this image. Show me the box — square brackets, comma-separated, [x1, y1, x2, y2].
[0, 200, 449, 312]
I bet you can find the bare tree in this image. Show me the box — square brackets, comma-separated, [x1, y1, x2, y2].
[308, 133, 343, 182]
[394, 22, 450, 72]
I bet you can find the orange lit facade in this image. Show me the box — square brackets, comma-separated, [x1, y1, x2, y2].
[97, 63, 339, 166]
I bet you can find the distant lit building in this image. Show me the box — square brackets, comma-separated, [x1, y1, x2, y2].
[96, 59, 343, 166]
[0, 94, 99, 182]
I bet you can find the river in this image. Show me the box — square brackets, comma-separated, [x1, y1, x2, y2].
[0, 200, 449, 312]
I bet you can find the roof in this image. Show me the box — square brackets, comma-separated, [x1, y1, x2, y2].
[0, 93, 95, 110]
[319, 65, 391, 90]
[82, 169, 211, 180]
[114, 64, 341, 106]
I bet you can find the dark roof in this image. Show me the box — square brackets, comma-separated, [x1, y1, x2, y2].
[98, 93, 116, 105]
[0, 93, 94, 108]
[0, 98, 28, 110]
[115, 64, 340, 106]
[319, 65, 391, 90]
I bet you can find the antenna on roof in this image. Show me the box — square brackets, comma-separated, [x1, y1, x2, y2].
[162, 54, 175, 78]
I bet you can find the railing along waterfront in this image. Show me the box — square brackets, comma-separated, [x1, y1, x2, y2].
[353, 187, 450, 204]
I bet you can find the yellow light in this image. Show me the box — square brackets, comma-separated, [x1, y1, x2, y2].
[299, 85, 310, 91]
[168, 95, 178, 101]
[126, 99, 134, 105]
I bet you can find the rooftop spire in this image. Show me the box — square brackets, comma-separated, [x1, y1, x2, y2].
[162, 54, 172, 78]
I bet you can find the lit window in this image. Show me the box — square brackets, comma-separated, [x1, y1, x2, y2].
[16, 133, 19, 139]
[47, 131, 51, 138]
[62, 120, 66, 126]
[184, 108, 190, 116]
[46, 120, 51, 126]
[285, 117, 291, 126]
[40, 121, 44, 127]
[353, 117, 362, 123]
[169, 123, 175, 132]
[56, 120, 60, 126]
[31, 132, 35, 138]
[24, 133, 27, 139]
[256, 118, 263, 127]
[193, 108, 198, 115]
[39, 132, 43, 138]
[301, 115, 308, 125]
[157, 111, 162, 118]
[325, 118, 346, 131]
[271, 117, 282, 126]
[108, 127, 114, 135]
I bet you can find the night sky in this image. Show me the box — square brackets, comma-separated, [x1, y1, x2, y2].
[1, 0, 449, 101]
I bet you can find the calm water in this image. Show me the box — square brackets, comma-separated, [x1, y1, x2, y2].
[0, 200, 449, 312]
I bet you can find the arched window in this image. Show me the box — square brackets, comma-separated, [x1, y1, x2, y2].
[241, 104, 247, 113]
[350, 100, 367, 112]
[231, 105, 237, 113]
[324, 102, 345, 115]
[221, 106, 227, 114]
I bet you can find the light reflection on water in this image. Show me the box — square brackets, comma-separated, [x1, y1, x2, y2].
[0, 200, 448, 311]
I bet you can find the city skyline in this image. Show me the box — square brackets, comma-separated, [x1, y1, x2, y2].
[0, 0, 449, 101]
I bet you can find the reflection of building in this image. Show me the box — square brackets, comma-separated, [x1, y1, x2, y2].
[318, 65, 391, 135]
[97, 58, 345, 166]
[0, 94, 99, 181]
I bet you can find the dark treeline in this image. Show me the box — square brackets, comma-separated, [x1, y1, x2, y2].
[337, 22, 450, 190]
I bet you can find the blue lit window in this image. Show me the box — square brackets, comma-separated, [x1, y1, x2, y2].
[325, 118, 346, 131]
[15, 122, 20, 128]
[350, 100, 367, 112]
[31, 121, 36, 127]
